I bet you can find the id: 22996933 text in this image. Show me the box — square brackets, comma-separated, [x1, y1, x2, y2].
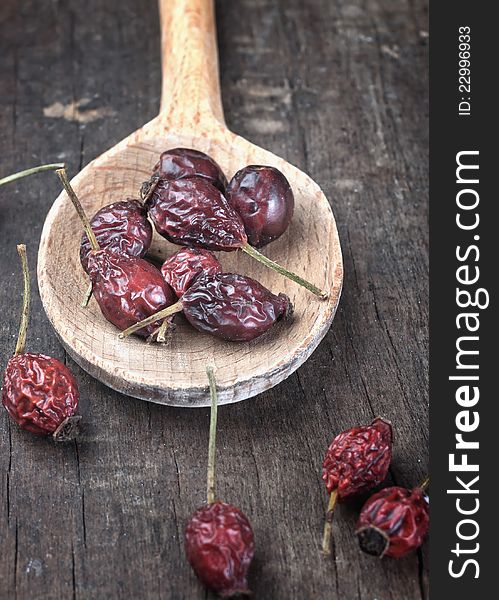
[458, 26, 471, 116]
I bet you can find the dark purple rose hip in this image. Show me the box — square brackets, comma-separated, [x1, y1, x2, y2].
[226, 165, 294, 248]
[153, 147, 227, 192]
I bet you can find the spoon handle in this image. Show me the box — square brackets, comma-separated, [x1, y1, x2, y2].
[158, 0, 225, 128]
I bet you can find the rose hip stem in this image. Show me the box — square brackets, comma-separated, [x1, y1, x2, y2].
[118, 302, 183, 338]
[14, 245, 31, 355]
[57, 168, 100, 307]
[156, 319, 170, 343]
[322, 489, 338, 556]
[81, 283, 94, 308]
[57, 169, 100, 251]
[241, 243, 327, 300]
[206, 366, 218, 504]
[0, 163, 65, 187]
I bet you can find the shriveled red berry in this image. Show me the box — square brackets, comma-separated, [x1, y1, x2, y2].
[161, 247, 222, 297]
[2, 353, 79, 436]
[2, 243, 81, 441]
[185, 501, 254, 597]
[153, 147, 227, 192]
[146, 178, 247, 251]
[119, 272, 293, 342]
[87, 250, 177, 338]
[80, 199, 152, 272]
[181, 273, 292, 341]
[356, 485, 429, 558]
[226, 165, 294, 248]
[322, 417, 393, 500]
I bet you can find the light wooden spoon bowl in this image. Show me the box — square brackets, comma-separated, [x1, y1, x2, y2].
[38, 0, 343, 407]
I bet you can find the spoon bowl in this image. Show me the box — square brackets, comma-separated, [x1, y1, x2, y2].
[38, 0, 343, 406]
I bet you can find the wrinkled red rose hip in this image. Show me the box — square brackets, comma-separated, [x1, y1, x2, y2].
[185, 501, 254, 597]
[146, 178, 247, 251]
[153, 147, 227, 192]
[356, 485, 429, 558]
[226, 165, 294, 248]
[87, 250, 177, 338]
[119, 272, 293, 342]
[181, 273, 292, 341]
[79, 199, 152, 272]
[161, 247, 222, 297]
[322, 417, 393, 500]
[2, 243, 81, 440]
[3, 353, 79, 435]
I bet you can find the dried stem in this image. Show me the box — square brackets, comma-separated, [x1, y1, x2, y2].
[156, 319, 170, 343]
[14, 244, 30, 356]
[206, 366, 218, 505]
[242, 243, 328, 300]
[118, 302, 183, 339]
[321, 489, 338, 555]
[0, 163, 65, 187]
[419, 476, 430, 492]
[81, 282, 93, 308]
[56, 168, 99, 251]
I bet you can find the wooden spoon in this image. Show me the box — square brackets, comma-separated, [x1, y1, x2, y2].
[37, 0, 343, 407]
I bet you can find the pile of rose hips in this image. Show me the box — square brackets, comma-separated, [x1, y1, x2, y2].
[56, 147, 327, 346]
[0, 160, 429, 598]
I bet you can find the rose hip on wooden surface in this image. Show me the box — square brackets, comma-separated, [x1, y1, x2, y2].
[79, 199, 152, 271]
[321, 417, 393, 555]
[185, 367, 254, 597]
[2, 244, 80, 441]
[87, 250, 177, 338]
[79, 199, 152, 307]
[161, 247, 222, 297]
[152, 147, 227, 192]
[146, 173, 327, 298]
[185, 501, 254, 598]
[57, 169, 177, 338]
[147, 177, 246, 251]
[119, 272, 293, 342]
[356, 479, 429, 558]
[226, 165, 294, 248]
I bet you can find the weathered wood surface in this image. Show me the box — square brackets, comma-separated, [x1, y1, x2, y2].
[0, 0, 428, 598]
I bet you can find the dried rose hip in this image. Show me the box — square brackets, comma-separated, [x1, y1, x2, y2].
[356, 482, 429, 558]
[87, 250, 177, 338]
[185, 367, 254, 597]
[161, 247, 222, 297]
[2, 244, 80, 441]
[57, 169, 177, 339]
[119, 272, 293, 342]
[79, 199, 152, 272]
[321, 417, 393, 554]
[226, 165, 294, 248]
[147, 177, 246, 251]
[185, 501, 254, 598]
[182, 273, 291, 341]
[152, 147, 228, 192]
[146, 175, 326, 298]
[322, 417, 393, 499]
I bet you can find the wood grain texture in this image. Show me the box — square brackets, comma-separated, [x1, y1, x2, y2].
[0, 0, 428, 598]
[37, 0, 342, 406]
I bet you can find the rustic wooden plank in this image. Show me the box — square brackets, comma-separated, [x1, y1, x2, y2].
[0, 0, 428, 598]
